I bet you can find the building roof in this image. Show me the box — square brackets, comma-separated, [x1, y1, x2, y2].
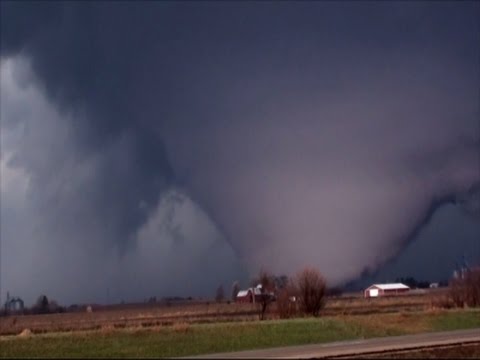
[252, 288, 262, 295]
[236, 287, 263, 297]
[368, 283, 410, 290]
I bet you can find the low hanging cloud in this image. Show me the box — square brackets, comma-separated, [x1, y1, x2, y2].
[1, 2, 479, 304]
[0, 57, 246, 305]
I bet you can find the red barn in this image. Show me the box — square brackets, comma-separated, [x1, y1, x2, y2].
[364, 283, 410, 298]
[235, 289, 254, 303]
[235, 286, 264, 303]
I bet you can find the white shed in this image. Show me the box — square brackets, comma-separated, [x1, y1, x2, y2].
[364, 283, 410, 298]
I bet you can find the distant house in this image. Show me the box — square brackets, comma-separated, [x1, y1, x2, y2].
[364, 283, 410, 298]
[235, 285, 275, 303]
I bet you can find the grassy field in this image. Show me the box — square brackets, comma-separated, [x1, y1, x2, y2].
[1, 309, 479, 358]
[0, 291, 446, 336]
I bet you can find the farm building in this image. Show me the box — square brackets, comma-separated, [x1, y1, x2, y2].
[364, 283, 410, 298]
[235, 284, 275, 303]
[235, 286, 263, 303]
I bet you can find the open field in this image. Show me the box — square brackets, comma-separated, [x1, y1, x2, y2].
[0, 290, 448, 336]
[1, 308, 479, 358]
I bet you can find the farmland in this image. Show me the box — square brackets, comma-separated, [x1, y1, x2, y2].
[0, 290, 446, 336]
[1, 289, 479, 358]
[1, 309, 480, 358]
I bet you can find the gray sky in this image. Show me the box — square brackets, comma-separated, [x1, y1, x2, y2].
[1, 1, 479, 305]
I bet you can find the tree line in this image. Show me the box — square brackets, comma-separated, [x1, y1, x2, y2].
[217, 266, 328, 320]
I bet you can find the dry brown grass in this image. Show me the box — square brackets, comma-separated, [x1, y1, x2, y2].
[0, 301, 258, 336]
[17, 329, 32, 338]
[100, 324, 115, 334]
[172, 322, 190, 333]
[0, 290, 449, 336]
[342, 311, 433, 335]
[428, 293, 455, 310]
[322, 293, 433, 317]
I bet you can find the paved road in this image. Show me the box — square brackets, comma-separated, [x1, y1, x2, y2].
[185, 328, 480, 359]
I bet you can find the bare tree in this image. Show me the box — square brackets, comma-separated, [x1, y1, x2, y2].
[296, 267, 327, 317]
[465, 267, 480, 307]
[449, 277, 465, 308]
[33, 295, 50, 314]
[274, 275, 289, 290]
[252, 269, 275, 320]
[215, 285, 225, 303]
[231, 281, 240, 301]
[275, 278, 299, 319]
[449, 266, 480, 308]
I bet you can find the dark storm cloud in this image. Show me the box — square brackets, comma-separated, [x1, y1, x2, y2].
[1, 1, 178, 253]
[0, 56, 246, 305]
[1, 1, 479, 302]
